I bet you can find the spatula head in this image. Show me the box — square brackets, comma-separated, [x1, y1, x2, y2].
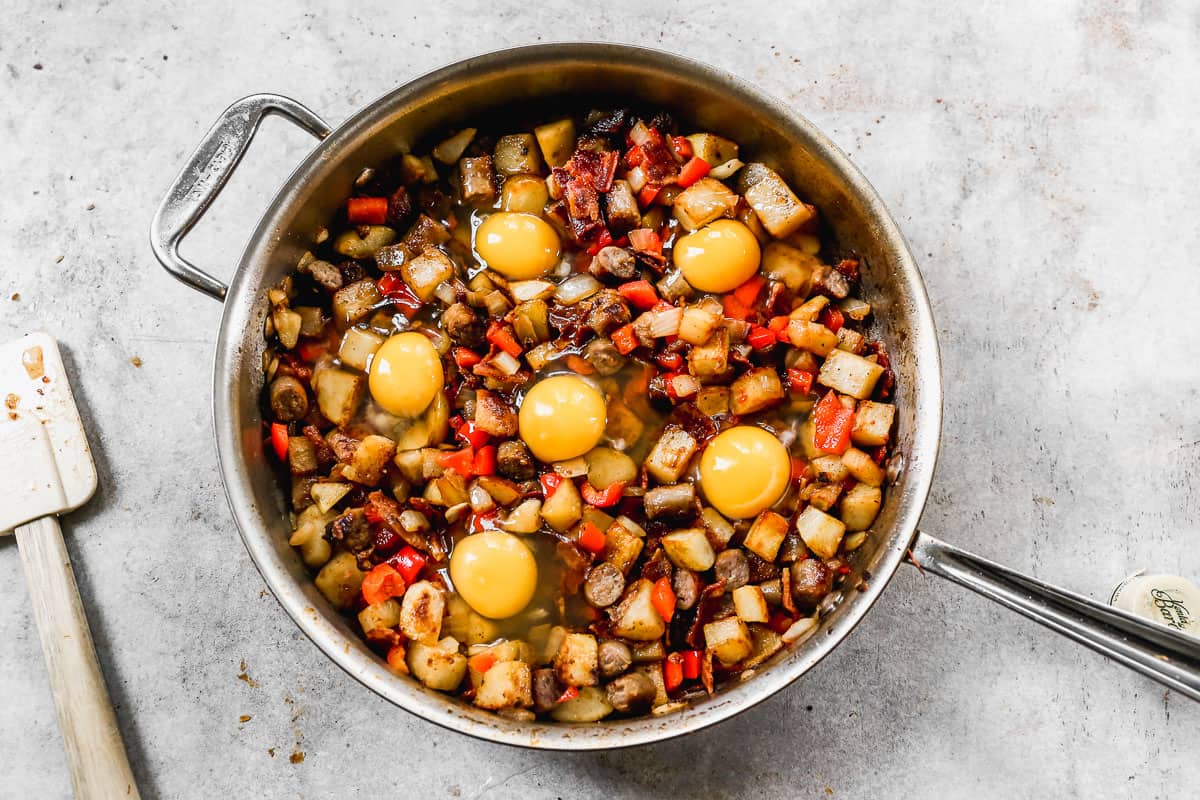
[0, 332, 96, 533]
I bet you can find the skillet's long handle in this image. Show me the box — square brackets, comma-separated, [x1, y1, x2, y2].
[150, 94, 330, 301]
[910, 531, 1200, 701]
[15, 516, 141, 799]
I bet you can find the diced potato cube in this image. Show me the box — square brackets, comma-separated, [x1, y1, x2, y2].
[678, 303, 722, 345]
[403, 247, 455, 302]
[550, 685, 613, 722]
[310, 482, 351, 514]
[836, 326, 866, 354]
[610, 579, 666, 641]
[475, 660, 532, 709]
[534, 119, 576, 168]
[841, 483, 882, 531]
[762, 241, 818, 295]
[790, 295, 829, 323]
[810, 455, 849, 484]
[786, 320, 838, 356]
[344, 435, 397, 486]
[542, 477, 582, 533]
[432, 127, 476, 165]
[732, 585, 769, 624]
[703, 617, 753, 665]
[685, 133, 739, 167]
[852, 401, 895, 446]
[399, 580, 445, 644]
[288, 436, 318, 475]
[408, 638, 468, 691]
[400, 153, 438, 184]
[743, 166, 815, 237]
[494, 134, 544, 175]
[644, 425, 698, 483]
[333, 226, 396, 260]
[555, 633, 599, 687]
[688, 328, 729, 378]
[818, 349, 885, 399]
[467, 640, 529, 687]
[660, 528, 716, 571]
[795, 506, 846, 560]
[841, 447, 885, 487]
[672, 178, 738, 231]
[314, 368, 365, 426]
[502, 174, 550, 214]
[604, 519, 645, 575]
[695, 385, 731, 417]
[358, 599, 402, 636]
[743, 510, 789, 561]
[272, 307, 302, 349]
[338, 327, 385, 371]
[730, 367, 785, 416]
[585, 447, 638, 490]
[806, 481, 843, 511]
[459, 156, 496, 204]
[332, 279, 383, 326]
[314, 551, 364, 610]
[499, 498, 542, 534]
[699, 506, 735, 548]
[289, 505, 333, 567]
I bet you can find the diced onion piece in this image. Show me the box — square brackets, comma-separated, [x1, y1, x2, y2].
[492, 351, 521, 375]
[445, 502, 470, 524]
[400, 509, 430, 532]
[626, 165, 648, 193]
[670, 373, 699, 398]
[553, 456, 589, 478]
[708, 158, 744, 180]
[781, 616, 819, 644]
[509, 279, 556, 303]
[629, 121, 653, 147]
[469, 482, 496, 513]
[843, 531, 868, 552]
[646, 307, 682, 338]
[838, 297, 872, 321]
[555, 274, 602, 305]
[433, 281, 457, 306]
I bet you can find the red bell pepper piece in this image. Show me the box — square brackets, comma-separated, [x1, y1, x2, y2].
[386, 546, 427, 585]
[556, 685, 581, 705]
[768, 612, 796, 635]
[818, 307, 845, 333]
[617, 280, 660, 311]
[786, 368, 814, 394]
[655, 351, 683, 371]
[670, 135, 693, 160]
[539, 472, 563, 498]
[732, 274, 765, 307]
[651, 576, 676, 623]
[361, 563, 407, 607]
[747, 325, 776, 350]
[377, 274, 423, 317]
[468, 652, 497, 674]
[439, 447, 476, 476]
[610, 324, 639, 355]
[790, 457, 810, 482]
[468, 509, 498, 533]
[681, 649, 702, 680]
[453, 347, 482, 370]
[676, 156, 711, 188]
[296, 339, 327, 362]
[472, 445, 496, 476]
[455, 420, 491, 449]
[624, 145, 645, 167]
[664, 652, 684, 692]
[576, 521, 607, 554]
[768, 315, 791, 341]
[486, 322, 523, 358]
[722, 294, 752, 321]
[565, 354, 594, 375]
[812, 391, 855, 455]
[269, 422, 289, 461]
[346, 196, 389, 225]
[581, 480, 626, 508]
[386, 645, 407, 672]
[586, 227, 614, 257]
[637, 185, 661, 207]
[627, 227, 662, 256]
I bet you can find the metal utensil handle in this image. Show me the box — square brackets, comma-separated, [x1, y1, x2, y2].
[16, 516, 142, 799]
[910, 530, 1200, 701]
[149, 94, 330, 301]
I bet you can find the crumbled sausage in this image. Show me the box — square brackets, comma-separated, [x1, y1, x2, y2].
[442, 302, 485, 346]
[331, 508, 371, 552]
[583, 337, 626, 376]
[497, 440, 535, 480]
[605, 672, 656, 714]
[597, 640, 633, 679]
[714, 549, 750, 591]
[589, 246, 638, 281]
[790, 559, 834, 608]
[583, 563, 626, 608]
[532, 668, 564, 713]
[586, 289, 631, 337]
[269, 375, 309, 422]
[643, 483, 696, 520]
[672, 568, 701, 611]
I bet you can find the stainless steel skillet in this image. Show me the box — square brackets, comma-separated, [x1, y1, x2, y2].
[151, 43, 1200, 749]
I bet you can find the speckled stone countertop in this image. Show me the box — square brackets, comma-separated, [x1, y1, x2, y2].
[2, 2, 1197, 797]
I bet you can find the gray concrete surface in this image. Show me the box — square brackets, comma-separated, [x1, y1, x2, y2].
[2, 1, 1198, 797]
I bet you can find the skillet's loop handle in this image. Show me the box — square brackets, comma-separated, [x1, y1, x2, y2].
[150, 94, 330, 302]
[910, 531, 1200, 701]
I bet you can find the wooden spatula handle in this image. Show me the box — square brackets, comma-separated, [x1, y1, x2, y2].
[15, 516, 141, 799]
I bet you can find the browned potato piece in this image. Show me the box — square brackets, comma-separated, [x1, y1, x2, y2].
[688, 328, 729, 378]
[644, 425, 698, 483]
[332, 279, 383, 325]
[494, 134, 544, 175]
[703, 617, 753, 666]
[795, 506, 846, 560]
[344, 435, 397, 486]
[762, 241, 818, 295]
[672, 178, 738, 231]
[841, 483, 882, 531]
[314, 551, 364, 610]
[603, 518, 645, 576]
[852, 401, 895, 447]
[742, 510, 789, 562]
[403, 248, 455, 302]
[475, 660, 533, 709]
[841, 447, 885, 487]
[818, 349, 885, 400]
[742, 164, 815, 237]
[660, 528, 716, 571]
[610, 579, 666, 641]
[459, 156, 496, 204]
[534, 119, 575, 168]
[786, 319, 839, 356]
[555, 633, 599, 687]
[730, 367, 785, 416]
[314, 368, 365, 427]
[399, 580, 445, 644]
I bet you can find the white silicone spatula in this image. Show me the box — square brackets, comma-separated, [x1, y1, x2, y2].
[1, 332, 140, 800]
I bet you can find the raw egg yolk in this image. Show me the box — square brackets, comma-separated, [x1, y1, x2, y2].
[475, 212, 561, 279]
[368, 331, 443, 417]
[699, 425, 790, 519]
[673, 218, 762, 293]
[449, 531, 538, 619]
[518, 374, 606, 463]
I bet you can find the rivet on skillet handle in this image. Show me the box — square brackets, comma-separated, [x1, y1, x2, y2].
[149, 94, 330, 301]
[909, 531, 1200, 701]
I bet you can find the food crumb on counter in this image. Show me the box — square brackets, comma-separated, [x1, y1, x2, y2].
[33, 63, 42, 70]
[237, 659, 259, 688]
[238, 715, 252, 723]
[267, 748, 275, 758]
[9, 293, 18, 301]
[4, 394, 17, 410]
[289, 751, 305, 764]
[130, 356, 143, 368]
[55, 255, 64, 264]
